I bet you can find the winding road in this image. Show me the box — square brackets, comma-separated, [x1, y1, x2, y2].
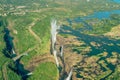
[28, 18, 42, 44]
[12, 16, 47, 61]
[2, 16, 50, 80]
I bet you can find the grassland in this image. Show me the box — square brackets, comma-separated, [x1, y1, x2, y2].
[28, 62, 59, 80]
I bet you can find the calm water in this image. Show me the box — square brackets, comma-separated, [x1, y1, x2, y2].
[113, 0, 120, 3]
[81, 10, 120, 20]
[108, 0, 120, 3]
[67, 9, 120, 31]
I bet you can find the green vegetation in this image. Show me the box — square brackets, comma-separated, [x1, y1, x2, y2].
[28, 62, 58, 80]
[107, 65, 120, 80]
[0, 17, 8, 79]
[7, 65, 21, 80]
[83, 15, 120, 35]
[7, 14, 37, 53]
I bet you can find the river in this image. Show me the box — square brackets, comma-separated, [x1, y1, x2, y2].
[62, 2, 120, 79]
[81, 10, 120, 20]
[67, 9, 120, 32]
[112, 0, 120, 3]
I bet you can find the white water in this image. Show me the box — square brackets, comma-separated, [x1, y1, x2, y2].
[66, 68, 73, 80]
[27, 72, 33, 76]
[51, 19, 60, 67]
[12, 49, 16, 54]
[51, 19, 60, 51]
[87, 0, 90, 2]
[60, 45, 63, 57]
[53, 50, 59, 67]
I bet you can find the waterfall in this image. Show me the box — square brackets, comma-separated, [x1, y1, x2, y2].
[51, 19, 60, 67]
[66, 68, 73, 80]
[12, 49, 16, 54]
[53, 50, 59, 67]
[26, 72, 33, 76]
[22, 72, 33, 79]
[60, 45, 63, 57]
[51, 19, 60, 52]
[50, 19, 73, 80]
[87, 0, 90, 2]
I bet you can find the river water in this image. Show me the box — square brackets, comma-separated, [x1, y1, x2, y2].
[61, 1, 120, 79]
[81, 10, 120, 20]
[67, 8, 120, 32]
[112, 0, 120, 3]
[108, 0, 120, 3]
[67, 9, 120, 25]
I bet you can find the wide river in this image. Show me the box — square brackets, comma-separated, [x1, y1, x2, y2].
[60, 1, 120, 78]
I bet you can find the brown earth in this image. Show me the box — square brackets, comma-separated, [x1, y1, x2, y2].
[26, 53, 55, 72]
